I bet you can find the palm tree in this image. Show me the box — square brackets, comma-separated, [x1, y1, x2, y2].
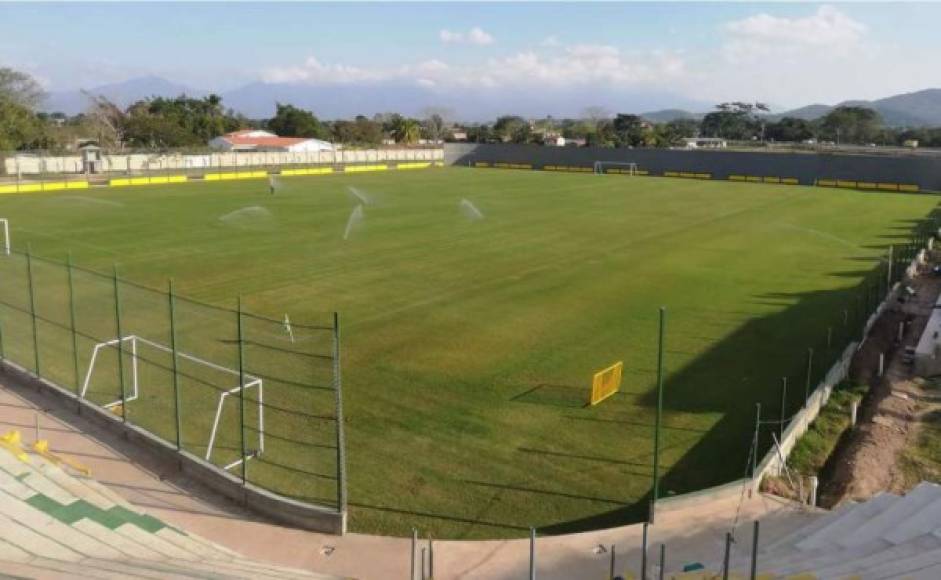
[392, 117, 421, 144]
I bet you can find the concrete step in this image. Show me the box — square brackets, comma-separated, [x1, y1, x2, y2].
[0, 487, 124, 560]
[73, 517, 167, 561]
[761, 501, 856, 553]
[810, 533, 941, 579]
[883, 495, 941, 545]
[86, 557, 241, 579]
[156, 528, 234, 561]
[116, 522, 200, 561]
[0, 536, 32, 563]
[838, 482, 941, 548]
[31, 453, 116, 510]
[0, 445, 79, 506]
[794, 493, 899, 551]
[0, 511, 83, 562]
[865, 545, 941, 579]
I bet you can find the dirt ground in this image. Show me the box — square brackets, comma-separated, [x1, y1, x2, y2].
[819, 250, 941, 507]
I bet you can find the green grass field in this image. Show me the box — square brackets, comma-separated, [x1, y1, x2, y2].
[0, 167, 935, 539]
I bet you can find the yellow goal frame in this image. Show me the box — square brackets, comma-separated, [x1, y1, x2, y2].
[590, 361, 623, 405]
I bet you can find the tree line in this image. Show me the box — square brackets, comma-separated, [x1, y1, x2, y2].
[3, 67, 941, 152]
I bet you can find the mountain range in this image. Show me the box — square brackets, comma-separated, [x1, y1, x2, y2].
[641, 89, 941, 128]
[42, 76, 941, 127]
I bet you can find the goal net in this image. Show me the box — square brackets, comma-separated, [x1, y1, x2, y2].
[594, 161, 638, 176]
[79, 335, 265, 471]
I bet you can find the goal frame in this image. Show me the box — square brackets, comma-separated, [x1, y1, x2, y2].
[594, 161, 638, 176]
[79, 334, 265, 471]
[0, 218, 9, 255]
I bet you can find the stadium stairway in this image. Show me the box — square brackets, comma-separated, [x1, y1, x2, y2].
[675, 481, 941, 579]
[0, 429, 348, 579]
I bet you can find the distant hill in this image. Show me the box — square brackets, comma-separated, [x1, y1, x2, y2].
[774, 89, 941, 127]
[44, 76, 202, 115]
[640, 109, 703, 123]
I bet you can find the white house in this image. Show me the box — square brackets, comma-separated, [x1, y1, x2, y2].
[209, 130, 334, 152]
[682, 137, 727, 149]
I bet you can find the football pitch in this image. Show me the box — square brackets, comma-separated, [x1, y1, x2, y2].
[0, 167, 935, 539]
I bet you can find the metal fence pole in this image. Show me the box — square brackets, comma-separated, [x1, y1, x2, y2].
[66, 253, 80, 392]
[750, 521, 760, 580]
[722, 532, 732, 580]
[752, 403, 761, 477]
[428, 538, 434, 579]
[0, 319, 5, 364]
[804, 348, 814, 406]
[609, 544, 616, 580]
[237, 296, 247, 484]
[410, 528, 417, 580]
[168, 280, 182, 450]
[25, 245, 40, 377]
[529, 527, 536, 580]
[113, 265, 127, 422]
[651, 306, 666, 523]
[641, 521, 649, 580]
[779, 377, 788, 441]
[333, 312, 348, 513]
[659, 544, 666, 580]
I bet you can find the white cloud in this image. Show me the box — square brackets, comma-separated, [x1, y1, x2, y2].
[723, 5, 866, 63]
[439, 27, 494, 46]
[540, 35, 560, 47]
[262, 43, 685, 93]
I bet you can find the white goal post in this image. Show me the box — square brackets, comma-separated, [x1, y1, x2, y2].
[594, 161, 638, 176]
[0, 218, 9, 255]
[79, 335, 265, 471]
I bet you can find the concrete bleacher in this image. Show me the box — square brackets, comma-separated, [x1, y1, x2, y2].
[0, 429, 347, 579]
[684, 482, 941, 579]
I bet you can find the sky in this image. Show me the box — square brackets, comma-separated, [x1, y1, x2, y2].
[2, 2, 940, 114]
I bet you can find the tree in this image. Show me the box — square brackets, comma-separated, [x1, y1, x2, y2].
[422, 113, 447, 143]
[267, 103, 330, 140]
[0, 67, 45, 109]
[391, 117, 421, 144]
[493, 115, 527, 142]
[82, 92, 127, 147]
[819, 106, 882, 145]
[612, 114, 648, 147]
[701, 102, 765, 140]
[765, 117, 815, 142]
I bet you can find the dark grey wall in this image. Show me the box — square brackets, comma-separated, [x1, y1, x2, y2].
[445, 143, 941, 191]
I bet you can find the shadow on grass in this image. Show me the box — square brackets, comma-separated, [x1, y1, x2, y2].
[510, 383, 590, 408]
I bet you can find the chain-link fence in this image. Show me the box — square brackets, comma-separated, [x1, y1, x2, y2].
[0, 249, 345, 513]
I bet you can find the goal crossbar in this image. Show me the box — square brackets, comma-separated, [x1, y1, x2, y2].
[79, 334, 265, 471]
[594, 161, 638, 175]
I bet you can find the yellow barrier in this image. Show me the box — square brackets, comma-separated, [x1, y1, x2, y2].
[836, 180, 857, 189]
[590, 361, 623, 406]
[899, 184, 920, 193]
[746, 176, 762, 183]
[33, 440, 90, 476]
[877, 183, 899, 191]
[782, 178, 799, 185]
[763, 177, 781, 184]
[109, 178, 131, 186]
[858, 182, 877, 190]
[475, 162, 490, 167]
[344, 164, 388, 173]
[817, 179, 837, 187]
[110, 176, 187, 187]
[396, 162, 432, 170]
[729, 175, 747, 182]
[0, 431, 29, 463]
[281, 167, 334, 176]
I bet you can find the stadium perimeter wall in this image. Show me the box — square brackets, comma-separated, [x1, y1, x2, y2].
[445, 143, 941, 192]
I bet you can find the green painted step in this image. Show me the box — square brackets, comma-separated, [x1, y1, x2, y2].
[26, 494, 167, 533]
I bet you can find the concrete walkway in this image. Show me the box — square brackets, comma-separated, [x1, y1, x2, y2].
[0, 372, 815, 579]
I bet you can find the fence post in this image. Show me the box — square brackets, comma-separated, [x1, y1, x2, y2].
[804, 348, 814, 407]
[641, 521, 649, 580]
[752, 403, 761, 478]
[722, 531, 732, 580]
[659, 544, 666, 580]
[25, 245, 40, 377]
[651, 306, 666, 523]
[333, 312, 348, 514]
[168, 280, 182, 451]
[66, 253, 80, 393]
[609, 544, 616, 580]
[750, 521, 760, 580]
[529, 527, 536, 580]
[410, 528, 417, 580]
[236, 296, 247, 484]
[779, 377, 788, 441]
[112, 265, 127, 422]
